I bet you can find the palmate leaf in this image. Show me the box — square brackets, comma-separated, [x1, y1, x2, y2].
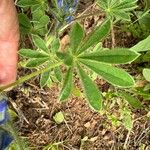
[40, 70, 51, 87]
[119, 91, 142, 109]
[77, 64, 103, 111]
[32, 35, 49, 53]
[97, 0, 137, 21]
[19, 49, 49, 58]
[31, 7, 49, 35]
[59, 67, 73, 101]
[77, 19, 111, 54]
[80, 59, 135, 87]
[70, 22, 84, 53]
[79, 48, 140, 64]
[97, 0, 137, 12]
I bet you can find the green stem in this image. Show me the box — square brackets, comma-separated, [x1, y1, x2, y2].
[0, 61, 63, 92]
[75, 10, 104, 21]
[59, 10, 104, 33]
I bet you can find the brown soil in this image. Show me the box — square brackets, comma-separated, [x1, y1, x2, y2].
[8, 82, 150, 150]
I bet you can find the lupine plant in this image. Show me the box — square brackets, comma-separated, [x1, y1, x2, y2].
[15, 0, 140, 111]
[0, 0, 141, 110]
[0, 0, 149, 149]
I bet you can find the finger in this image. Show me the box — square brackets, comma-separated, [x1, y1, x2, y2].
[0, 0, 19, 86]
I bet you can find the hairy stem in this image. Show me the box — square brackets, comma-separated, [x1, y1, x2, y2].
[0, 61, 63, 92]
[59, 10, 104, 33]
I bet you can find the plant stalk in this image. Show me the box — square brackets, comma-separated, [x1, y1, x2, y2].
[0, 61, 63, 92]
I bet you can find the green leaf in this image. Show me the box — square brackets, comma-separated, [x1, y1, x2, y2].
[143, 68, 150, 82]
[97, 0, 137, 21]
[144, 83, 150, 91]
[107, 114, 121, 127]
[51, 38, 60, 53]
[32, 35, 49, 53]
[70, 22, 84, 53]
[54, 67, 62, 82]
[113, 0, 137, 11]
[72, 86, 81, 97]
[120, 108, 133, 131]
[77, 64, 103, 111]
[40, 70, 51, 87]
[17, 0, 40, 7]
[59, 68, 73, 101]
[56, 52, 67, 60]
[143, 51, 150, 62]
[33, 12, 49, 35]
[120, 92, 142, 108]
[25, 58, 49, 68]
[112, 11, 131, 21]
[43, 144, 58, 150]
[53, 111, 65, 124]
[8, 109, 18, 121]
[77, 19, 111, 54]
[92, 42, 103, 52]
[79, 48, 140, 64]
[47, 78, 52, 88]
[139, 11, 150, 29]
[18, 13, 32, 33]
[60, 52, 73, 66]
[35, 15, 49, 28]
[64, 54, 73, 66]
[130, 35, 150, 52]
[19, 49, 49, 58]
[80, 60, 135, 87]
[135, 87, 150, 100]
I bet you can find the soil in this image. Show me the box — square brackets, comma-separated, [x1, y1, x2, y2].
[7, 1, 150, 150]
[8, 82, 150, 150]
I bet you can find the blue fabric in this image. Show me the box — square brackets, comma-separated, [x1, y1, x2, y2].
[0, 128, 13, 150]
[0, 99, 8, 125]
[0, 98, 13, 149]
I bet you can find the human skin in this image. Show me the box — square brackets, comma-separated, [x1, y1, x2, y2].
[0, 0, 19, 86]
